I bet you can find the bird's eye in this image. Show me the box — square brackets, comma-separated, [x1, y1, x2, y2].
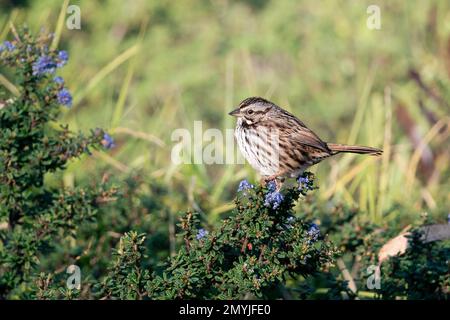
[247, 109, 254, 115]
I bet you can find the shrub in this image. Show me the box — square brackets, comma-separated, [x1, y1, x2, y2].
[304, 204, 450, 300]
[0, 28, 117, 299]
[98, 175, 339, 299]
[367, 229, 450, 299]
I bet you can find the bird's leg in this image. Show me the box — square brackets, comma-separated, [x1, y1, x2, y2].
[263, 171, 287, 191]
[260, 177, 268, 187]
[275, 177, 285, 191]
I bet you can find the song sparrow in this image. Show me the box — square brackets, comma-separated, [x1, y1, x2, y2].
[229, 97, 382, 187]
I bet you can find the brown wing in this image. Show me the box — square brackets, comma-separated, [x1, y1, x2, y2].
[278, 115, 331, 154]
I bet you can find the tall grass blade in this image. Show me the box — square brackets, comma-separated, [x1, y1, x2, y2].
[50, 0, 69, 50]
[73, 44, 140, 106]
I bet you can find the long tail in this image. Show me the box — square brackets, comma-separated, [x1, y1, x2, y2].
[327, 143, 382, 156]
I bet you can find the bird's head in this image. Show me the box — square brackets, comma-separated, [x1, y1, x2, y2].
[228, 97, 277, 126]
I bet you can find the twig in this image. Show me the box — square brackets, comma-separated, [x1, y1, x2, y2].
[408, 69, 450, 110]
[336, 258, 358, 296]
[240, 237, 248, 253]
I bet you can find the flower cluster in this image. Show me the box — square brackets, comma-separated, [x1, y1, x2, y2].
[196, 228, 208, 240]
[32, 55, 57, 75]
[101, 133, 116, 149]
[57, 50, 68, 67]
[33, 49, 72, 107]
[0, 40, 15, 52]
[264, 181, 284, 209]
[297, 173, 314, 192]
[32, 50, 68, 76]
[1, 36, 73, 109]
[237, 179, 254, 192]
[307, 223, 320, 243]
[53, 76, 64, 85]
[57, 88, 72, 107]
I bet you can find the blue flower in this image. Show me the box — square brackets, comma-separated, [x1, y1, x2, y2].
[196, 228, 208, 240]
[32, 55, 57, 75]
[284, 216, 295, 229]
[264, 180, 283, 209]
[307, 223, 320, 242]
[56, 50, 68, 67]
[297, 175, 313, 191]
[57, 88, 72, 107]
[101, 133, 116, 149]
[0, 41, 15, 52]
[237, 179, 254, 192]
[53, 76, 64, 85]
[447, 213, 450, 225]
[264, 191, 284, 210]
[267, 180, 276, 192]
[297, 176, 309, 184]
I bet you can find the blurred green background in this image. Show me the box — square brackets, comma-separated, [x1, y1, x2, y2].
[1, 0, 449, 227]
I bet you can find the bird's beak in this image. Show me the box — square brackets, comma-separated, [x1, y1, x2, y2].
[228, 108, 241, 117]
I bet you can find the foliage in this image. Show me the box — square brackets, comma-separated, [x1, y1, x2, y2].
[97, 181, 449, 300]
[97, 174, 338, 299]
[303, 204, 449, 300]
[372, 230, 449, 299]
[97, 231, 151, 300]
[0, 29, 117, 299]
